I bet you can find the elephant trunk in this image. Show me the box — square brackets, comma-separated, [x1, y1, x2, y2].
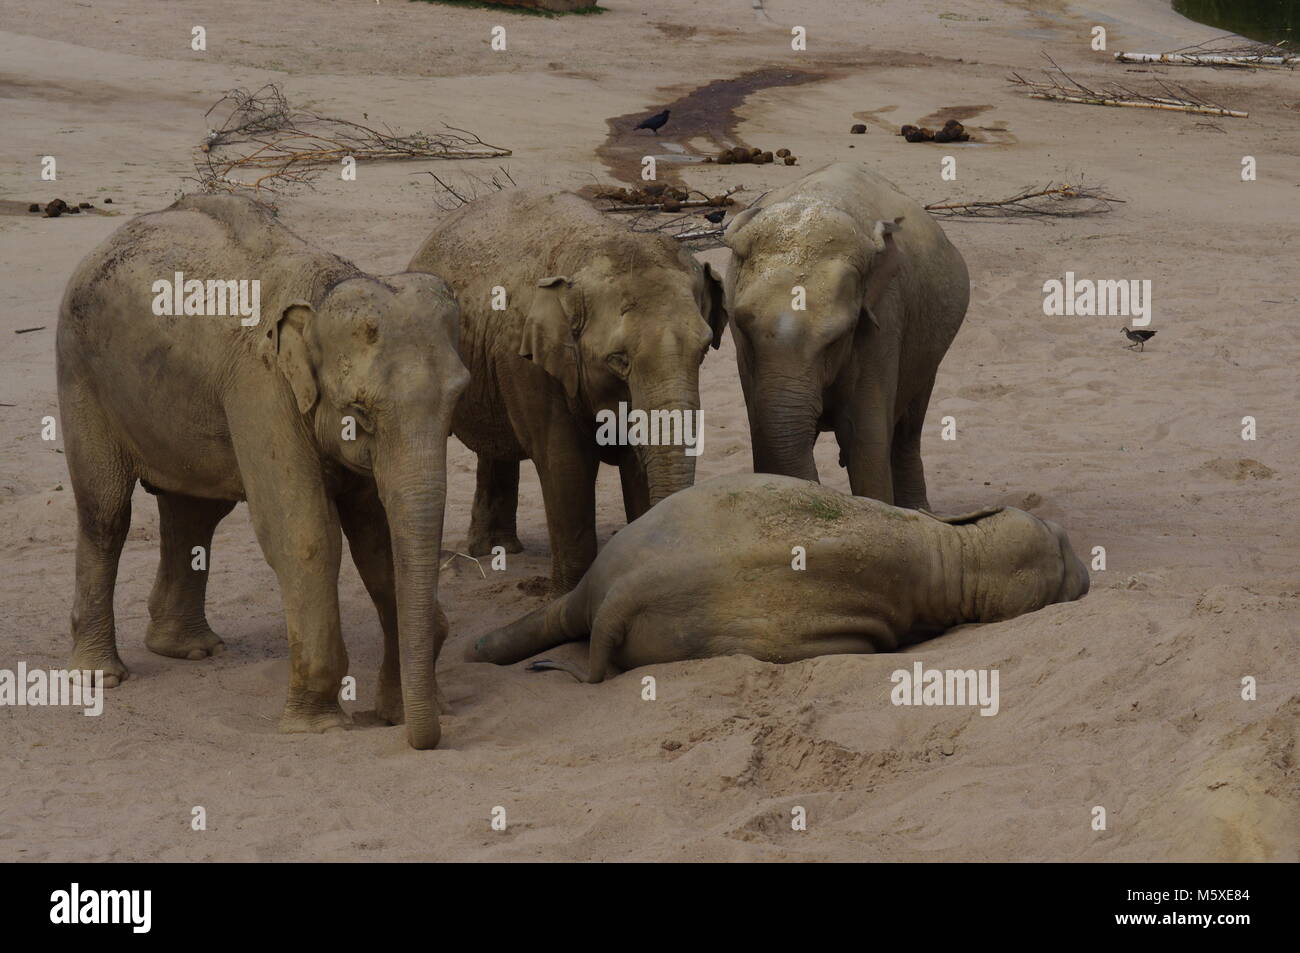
[374, 433, 449, 750]
[630, 374, 700, 508]
[749, 369, 822, 482]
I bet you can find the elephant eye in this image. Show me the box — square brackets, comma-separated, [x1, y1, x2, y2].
[606, 351, 630, 378]
[346, 404, 375, 434]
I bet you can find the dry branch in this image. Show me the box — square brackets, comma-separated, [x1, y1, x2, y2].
[924, 180, 1123, 219]
[417, 166, 517, 211]
[604, 199, 727, 213]
[1010, 53, 1247, 117]
[192, 84, 511, 200]
[1116, 35, 1297, 70]
[598, 185, 742, 215]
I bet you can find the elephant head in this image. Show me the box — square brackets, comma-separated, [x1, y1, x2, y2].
[933, 506, 1090, 621]
[267, 272, 468, 749]
[723, 201, 904, 482]
[517, 244, 725, 510]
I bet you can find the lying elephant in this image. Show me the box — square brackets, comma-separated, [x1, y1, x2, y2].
[467, 474, 1089, 680]
[409, 188, 725, 593]
[722, 162, 969, 509]
[56, 194, 468, 748]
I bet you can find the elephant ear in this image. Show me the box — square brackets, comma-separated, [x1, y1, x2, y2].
[519, 276, 580, 400]
[267, 301, 319, 415]
[862, 217, 905, 328]
[721, 205, 761, 259]
[702, 262, 727, 349]
[923, 506, 1005, 525]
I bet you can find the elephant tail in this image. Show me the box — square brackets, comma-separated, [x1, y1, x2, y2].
[466, 582, 588, 665]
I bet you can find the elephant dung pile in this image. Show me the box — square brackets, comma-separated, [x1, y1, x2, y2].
[707, 146, 798, 166]
[899, 120, 970, 143]
[29, 198, 102, 218]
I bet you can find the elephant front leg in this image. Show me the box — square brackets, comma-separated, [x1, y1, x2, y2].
[839, 364, 900, 503]
[890, 380, 936, 510]
[841, 409, 896, 505]
[534, 448, 599, 595]
[234, 427, 349, 734]
[262, 519, 349, 733]
[466, 456, 523, 556]
[339, 482, 451, 726]
[146, 492, 236, 660]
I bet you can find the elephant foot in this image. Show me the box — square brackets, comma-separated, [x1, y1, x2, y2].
[145, 619, 226, 660]
[893, 493, 930, 511]
[68, 647, 129, 688]
[279, 696, 350, 734]
[548, 574, 582, 597]
[465, 530, 524, 557]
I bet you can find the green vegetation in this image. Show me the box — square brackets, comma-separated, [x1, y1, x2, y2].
[410, 0, 605, 17]
[1173, 0, 1295, 44]
[804, 497, 845, 522]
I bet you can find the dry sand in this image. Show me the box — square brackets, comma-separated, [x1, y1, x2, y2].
[1, 0, 1296, 861]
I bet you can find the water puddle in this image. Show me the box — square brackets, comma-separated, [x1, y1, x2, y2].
[597, 67, 829, 184]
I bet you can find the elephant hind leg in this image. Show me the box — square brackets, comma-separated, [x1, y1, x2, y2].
[525, 603, 625, 685]
[468, 580, 589, 665]
[466, 456, 523, 556]
[62, 396, 136, 687]
[891, 378, 935, 510]
[146, 493, 235, 660]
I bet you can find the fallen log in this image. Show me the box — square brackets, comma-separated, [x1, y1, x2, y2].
[1026, 90, 1248, 117]
[1115, 51, 1298, 68]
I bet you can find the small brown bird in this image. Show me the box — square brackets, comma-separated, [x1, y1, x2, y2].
[1121, 327, 1158, 351]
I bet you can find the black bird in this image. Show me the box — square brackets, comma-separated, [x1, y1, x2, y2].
[1121, 327, 1157, 351]
[635, 109, 671, 135]
[703, 209, 726, 224]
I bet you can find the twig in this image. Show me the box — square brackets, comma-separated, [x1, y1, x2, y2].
[604, 199, 723, 213]
[192, 84, 512, 200]
[441, 552, 486, 578]
[598, 185, 743, 214]
[924, 180, 1123, 219]
[1009, 52, 1247, 117]
[417, 165, 516, 210]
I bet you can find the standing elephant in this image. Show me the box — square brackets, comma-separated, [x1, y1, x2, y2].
[722, 162, 969, 509]
[410, 189, 725, 593]
[56, 194, 468, 749]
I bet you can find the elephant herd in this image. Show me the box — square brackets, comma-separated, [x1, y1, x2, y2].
[55, 161, 1088, 750]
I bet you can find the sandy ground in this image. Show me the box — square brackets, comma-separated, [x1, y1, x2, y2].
[1, 0, 1297, 861]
